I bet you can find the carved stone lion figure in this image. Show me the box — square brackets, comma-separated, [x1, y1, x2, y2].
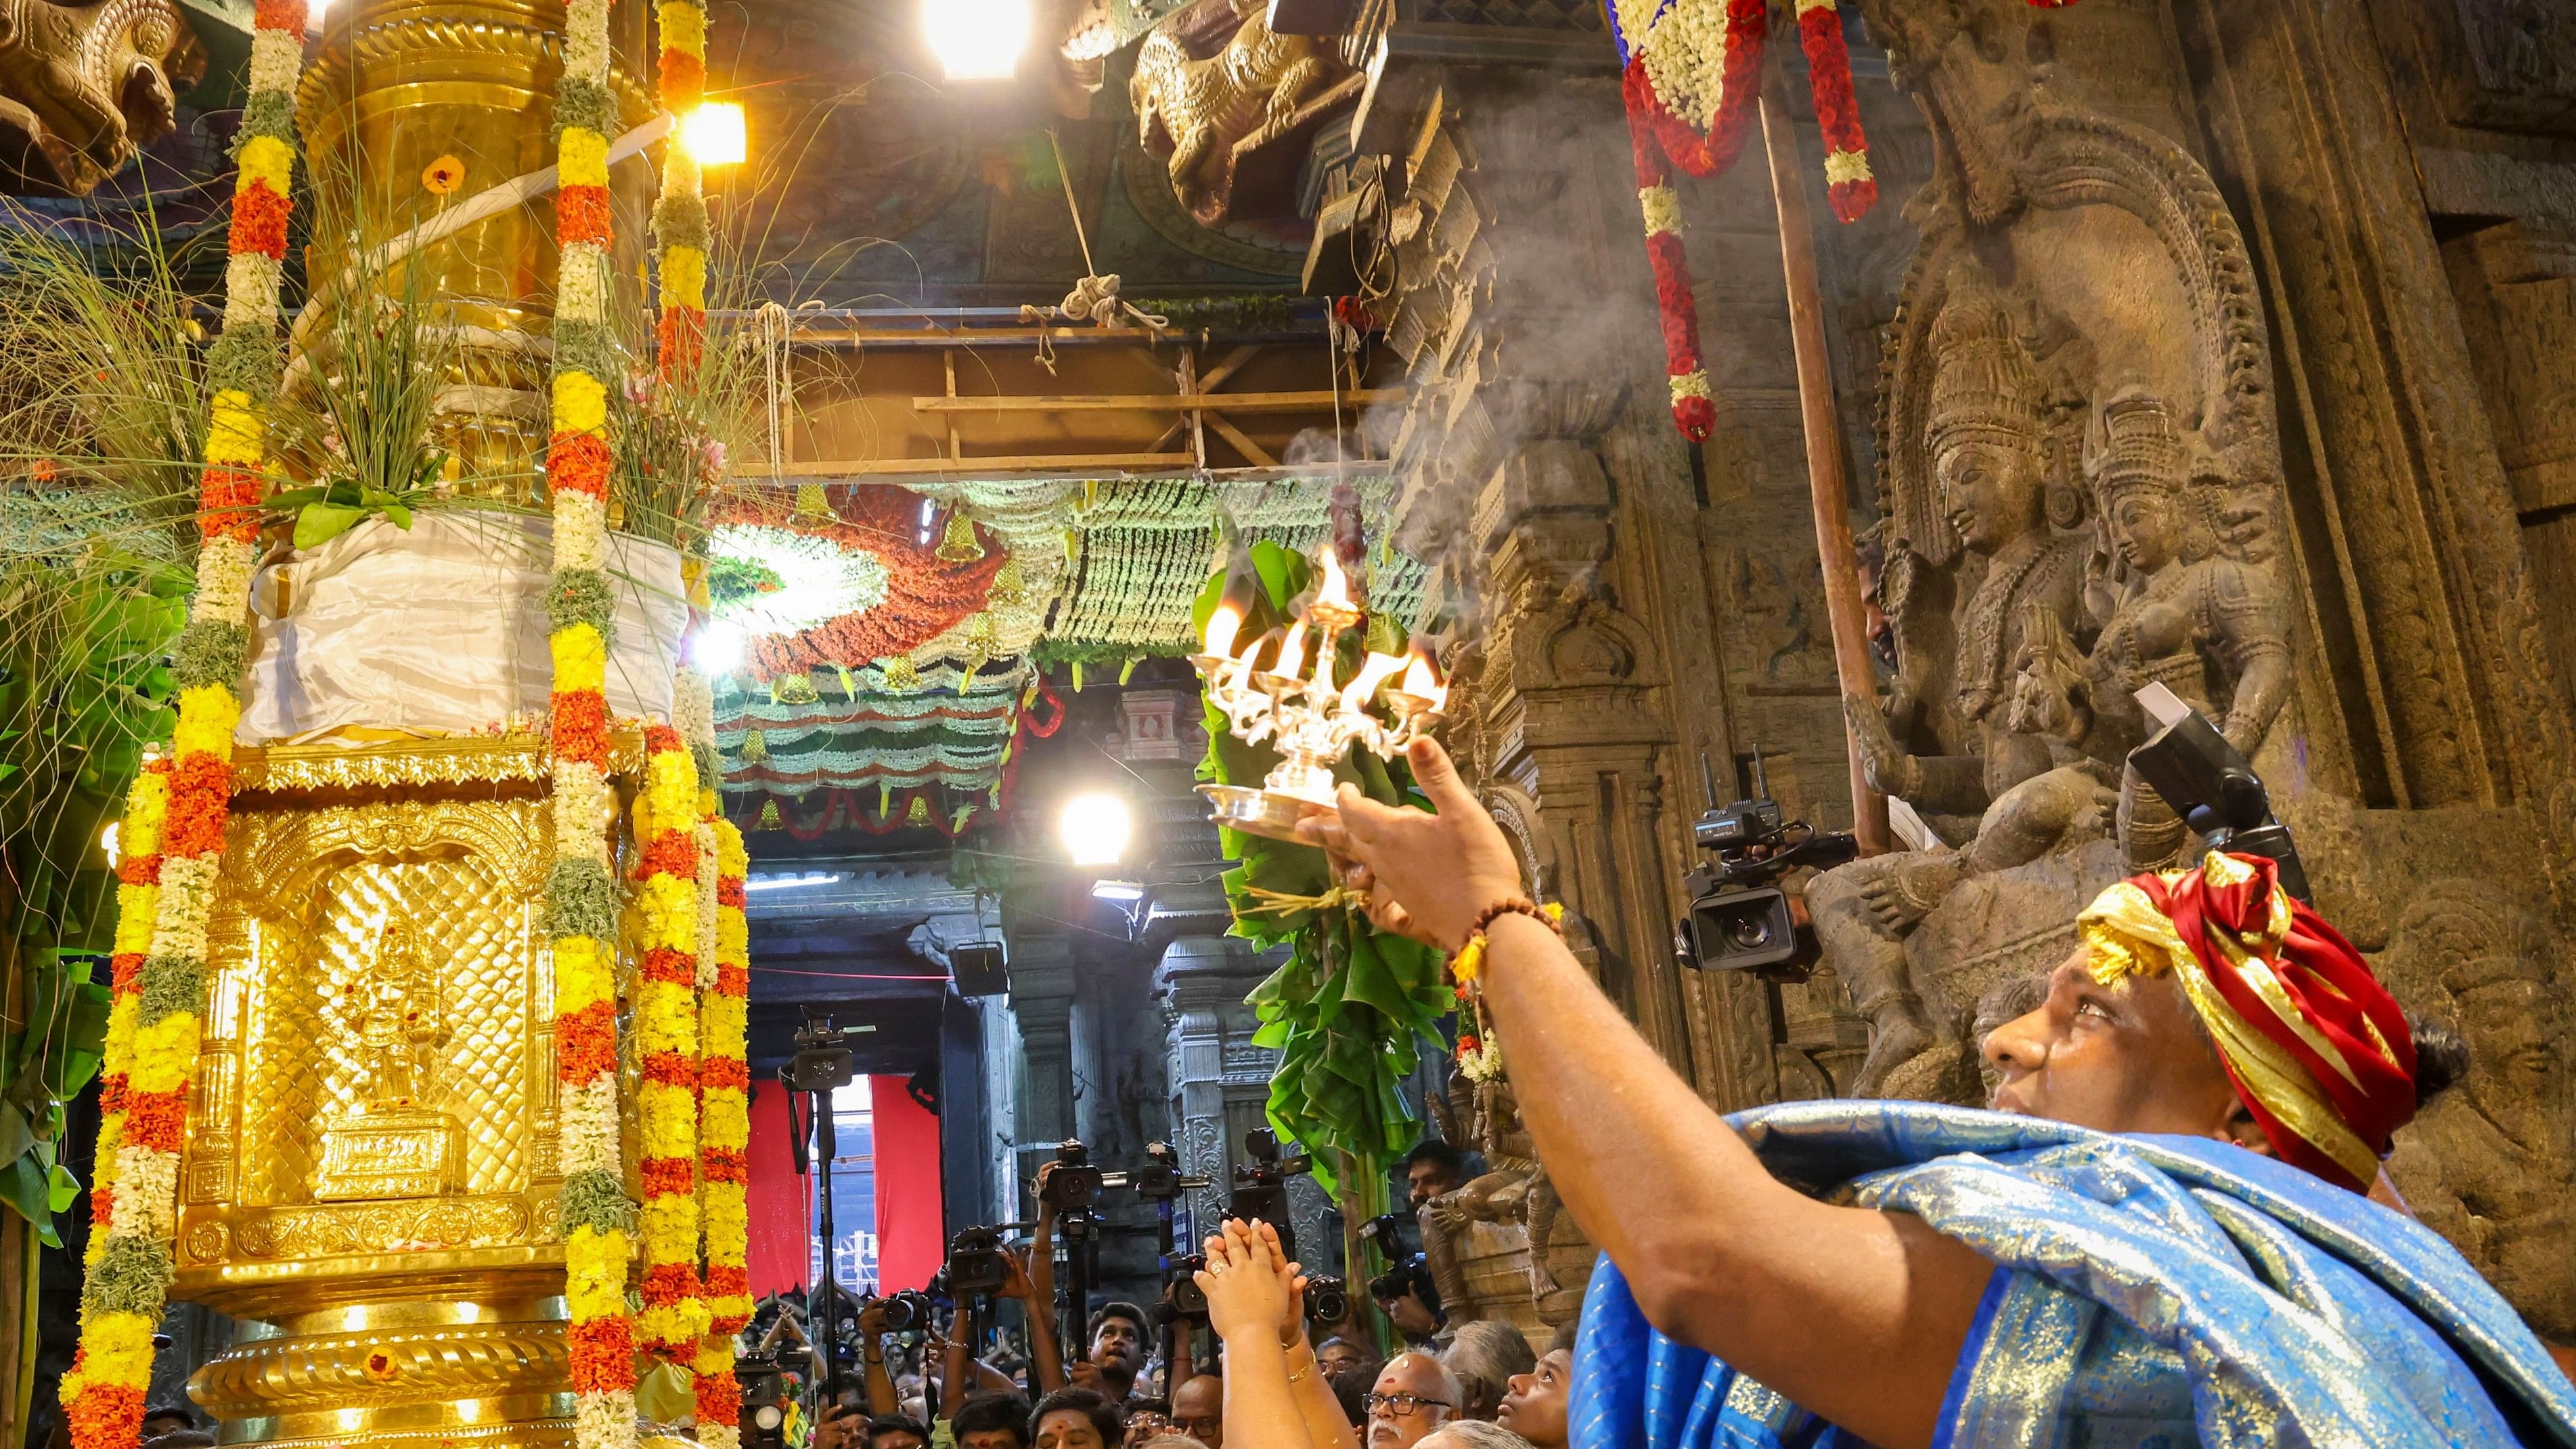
[2382, 881, 2576, 1341]
[1129, 0, 1337, 226]
[0, 0, 205, 197]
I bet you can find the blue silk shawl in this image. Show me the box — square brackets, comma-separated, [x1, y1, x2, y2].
[1568, 1101, 2576, 1448]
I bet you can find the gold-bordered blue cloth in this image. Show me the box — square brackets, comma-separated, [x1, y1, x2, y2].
[1570, 1101, 2576, 1448]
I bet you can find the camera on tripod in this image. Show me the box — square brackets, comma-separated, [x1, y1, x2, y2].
[1230, 1128, 1314, 1262]
[784, 1007, 870, 1094]
[1676, 751, 1858, 980]
[1163, 1251, 1209, 1322]
[1120, 1140, 1207, 1203]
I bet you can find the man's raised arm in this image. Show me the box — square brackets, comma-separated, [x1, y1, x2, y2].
[1304, 739, 1994, 1449]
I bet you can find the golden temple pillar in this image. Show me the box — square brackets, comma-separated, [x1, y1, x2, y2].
[172, 737, 640, 1449]
[294, 0, 653, 495]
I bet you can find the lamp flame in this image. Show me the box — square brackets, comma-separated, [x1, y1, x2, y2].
[1204, 603, 1243, 660]
[1272, 621, 1308, 679]
[1314, 548, 1356, 611]
[1339, 652, 1408, 713]
[1400, 648, 1446, 710]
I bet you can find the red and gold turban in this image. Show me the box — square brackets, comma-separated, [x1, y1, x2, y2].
[2077, 851, 2418, 1192]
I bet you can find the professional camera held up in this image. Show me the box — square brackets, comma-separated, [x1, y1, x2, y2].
[1675, 749, 1859, 980]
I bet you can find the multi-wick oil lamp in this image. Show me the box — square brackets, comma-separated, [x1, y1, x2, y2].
[1192, 548, 1447, 843]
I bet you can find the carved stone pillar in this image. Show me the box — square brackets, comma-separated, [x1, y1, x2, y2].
[1155, 935, 1266, 1242]
[1462, 376, 1696, 1077]
[1004, 927, 1079, 1149]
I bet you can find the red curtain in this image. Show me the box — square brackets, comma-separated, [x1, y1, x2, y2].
[746, 1078, 809, 1297]
[870, 1075, 945, 1292]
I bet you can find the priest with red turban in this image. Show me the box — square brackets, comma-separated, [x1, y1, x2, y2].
[1297, 738, 2576, 1449]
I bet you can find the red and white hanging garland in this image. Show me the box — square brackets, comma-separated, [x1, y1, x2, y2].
[1610, 0, 2077, 439]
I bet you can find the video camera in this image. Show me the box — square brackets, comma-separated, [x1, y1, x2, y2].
[1230, 1128, 1314, 1262]
[1676, 751, 1857, 979]
[1163, 1251, 1209, 1323]
[942, 1225, 1015, 1298]
[734, 1352, 786, 1449]
[1358, 1211, 1441, 1320]
[784, 1007, 871, 1094]
[1039, 1140, 1107, 1216]
[2125, 685, 2311, 903]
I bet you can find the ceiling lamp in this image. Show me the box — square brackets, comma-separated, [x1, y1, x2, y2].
[682, 102, 747, 168]
[1059, 793, 1132, 868]
[923, 0, 1032, 82]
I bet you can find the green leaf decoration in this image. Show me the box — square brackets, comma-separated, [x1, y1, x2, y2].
[294, 501, 367, 550]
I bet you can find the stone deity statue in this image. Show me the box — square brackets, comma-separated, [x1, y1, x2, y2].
[2008, 390, 2292, 870]
[1808, 264, 2097, 1094]
[1419, 1072, 1537, 1327]
[2384, 883, 2576, 1341]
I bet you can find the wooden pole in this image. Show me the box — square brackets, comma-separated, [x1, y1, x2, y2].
[1760, 90, 1892, 856]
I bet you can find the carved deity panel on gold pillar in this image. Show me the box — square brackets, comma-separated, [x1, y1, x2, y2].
[171, 737, 634, 1449]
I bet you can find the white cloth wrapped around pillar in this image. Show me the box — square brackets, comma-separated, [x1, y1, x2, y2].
[240, 510, 688, 743]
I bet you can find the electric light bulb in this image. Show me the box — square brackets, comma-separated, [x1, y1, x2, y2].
[682, 102, 747, 168]
[692, 620, 747, 674]
[923, 0, 1033, 82]
[1059, 793, 1132, 868]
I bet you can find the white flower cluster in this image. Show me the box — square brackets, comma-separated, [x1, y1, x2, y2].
[1823, 148, 1873, 185]
[1458, 1033, 1505, 1083]
[1639, 183, 1683, 238]
[701, 525, 891, 634]
[248, 27, 302, 96]
[700, 1424, 741, 1449]
[1637, 0, 1730, 131]
[150, 856, 219, 960]
[675, 669, 715, 749]
[660, 148, 700, 207]
[693, 823, 719, 991]
[564, 0, 612, 82]
[1669, 370, 1713, 405]
[558, 1076, 622, 1177]
[575, 1390, 637, 1449]
[555, 490, 608, 573]
[223, 254, 282, 329]
[553, 761, 613, 870]
[559, 243, 608, 326]
[193, 538, 258, 625]
[111, 1144, 180, 1240]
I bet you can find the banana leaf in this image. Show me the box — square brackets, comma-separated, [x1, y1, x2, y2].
[1196, 542, 1451, 1199]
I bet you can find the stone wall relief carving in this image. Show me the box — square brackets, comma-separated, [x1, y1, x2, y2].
[1800, 5, 2299, 1102]
[2381, 880, 2576, 1341]
[0, 0, 204, 197]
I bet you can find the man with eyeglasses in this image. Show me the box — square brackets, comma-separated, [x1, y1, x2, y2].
[1362, 1354, 1459, 1449]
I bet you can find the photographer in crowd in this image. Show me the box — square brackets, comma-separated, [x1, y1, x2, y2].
[1065, 1304, 1151, 1404]
[1402, 1141, 1467, 1210]
[1300, 737, 2576, 1448]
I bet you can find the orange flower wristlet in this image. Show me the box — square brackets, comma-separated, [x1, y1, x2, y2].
[1447, 897, 1565, 1082]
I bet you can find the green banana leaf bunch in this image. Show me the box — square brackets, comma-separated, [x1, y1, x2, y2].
[1191, 539, 1452, 1197]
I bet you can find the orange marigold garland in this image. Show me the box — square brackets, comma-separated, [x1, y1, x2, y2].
[64, 1, 306, 1440]
[632, 724, 707, 1362]
[680, 664, 749, 1449]
[548, 0, 639, 1444]
[654, 0, 711, 379]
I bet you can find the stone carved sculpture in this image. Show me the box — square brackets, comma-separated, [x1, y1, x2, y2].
[0, 0, 205, 197]
[1787, 0, 2302, 1105]
[1130, 0, 1343, 227]
[2383, 882, 2576, 1342]
[1417, 1072, 1537, 1329]
[1807, 259, 2100, 1096]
